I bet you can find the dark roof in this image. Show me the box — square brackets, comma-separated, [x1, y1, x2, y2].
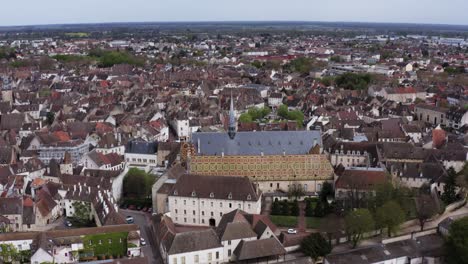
[170, 174, 260, 201]
[125, 139, 157, 154]
[325, 234, 444, 264]
[233, 237, 286, 260]
[335, 169, 387, 190]
[0, 197, 22, 215]
[191, 130, 322, 156]
[168, 229, 222, 255]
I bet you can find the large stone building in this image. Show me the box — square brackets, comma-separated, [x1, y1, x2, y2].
[185, 96, 334, 195]
[168, 174, 261, 227]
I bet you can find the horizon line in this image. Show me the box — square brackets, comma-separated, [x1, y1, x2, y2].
[1, 20, 468, 29]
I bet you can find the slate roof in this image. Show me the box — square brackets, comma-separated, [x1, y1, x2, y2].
[168, 229, 222, 255]
[233, 237, 286, 260]
[325, 234, 444, 264]
[191, 130, 322, 156]
[170, 174, 260, 201]
[125, 139, 157, 154]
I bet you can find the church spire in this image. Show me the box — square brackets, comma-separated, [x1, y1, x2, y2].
[228, 91, 236, 139]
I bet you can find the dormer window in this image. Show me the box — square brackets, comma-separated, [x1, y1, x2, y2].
[173, 190, 178, 196]
[191, 191, 196, 197]
[210, 192, 214, 198]
[228, 193, 232, 199]
[247, 194, 251, 200]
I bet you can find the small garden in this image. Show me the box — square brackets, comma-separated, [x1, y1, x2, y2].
[79, 232, 128, 261]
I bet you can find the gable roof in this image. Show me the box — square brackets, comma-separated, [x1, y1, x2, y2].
[170, 174, 260, 202]
[168, 229, 222, 255]
[191, 130, 322, 156]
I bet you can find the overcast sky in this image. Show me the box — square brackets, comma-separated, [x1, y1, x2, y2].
[1, 0, 467, 26]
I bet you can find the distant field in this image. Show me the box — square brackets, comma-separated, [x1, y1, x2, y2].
[65, 32, 89, 37]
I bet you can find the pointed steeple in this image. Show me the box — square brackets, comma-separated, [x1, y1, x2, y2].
[228, 91, 237, 139]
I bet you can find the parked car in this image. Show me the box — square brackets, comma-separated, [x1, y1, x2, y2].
[65, 221, 72, 227]
[287, 229, 297, 234]
[140, 238, 146, 246]
[128, 205, 136, 210]
[126, 216, 134, 224]
[141, 207, 148, 212]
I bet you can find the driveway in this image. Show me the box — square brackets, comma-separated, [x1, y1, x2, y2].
[121, 209, 163, 264]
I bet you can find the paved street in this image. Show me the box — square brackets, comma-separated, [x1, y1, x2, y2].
[121, 209, 163, 264]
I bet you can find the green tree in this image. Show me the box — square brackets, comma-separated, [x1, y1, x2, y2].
[305, 200, 315, 217]
[345, 209, 375, 248]
[415, 194, 437, 231]
[375, 201, 405, 237]
[239, 113, 253, 123]
[271, 199, 281, 215]
[441, 167, 458, 205]
[46, 112, 55, 126]
[123, 168, 155, 199]
[314, 201, 325, 217]
[319, 213, 343, 246]
[277, 104, 289, 118]
[251, 60, 263, 69]
[445, 217, 468, 264]
[319, 182, 334, 203]
[335, 73, 372, 90]
[0, 243, 20, 262]
[72, 201, 92, 224]
[291, 200, 300, 216]
[280, 200, 291, 216]
[301, 233, 332, 260]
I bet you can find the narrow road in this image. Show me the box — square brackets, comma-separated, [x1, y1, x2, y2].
[121, 209, 163, 264]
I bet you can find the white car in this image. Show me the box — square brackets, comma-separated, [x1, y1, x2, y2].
[287, 229, 297, 234]
[140, 238, 146, 246]
[126, 216, 134, 223]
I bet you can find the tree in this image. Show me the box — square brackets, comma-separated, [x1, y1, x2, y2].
[345, 209, 375, 248]
[72, 201, 91, 224]
[123, 168, 155, 199]
[445, 217, 468, 264]
[301, 233, 332, 260]
[314, 201, 325, 217]
[375, 201, 405, 237]
[319, 182, 334, 203]
[277, 104, 289, 118]
[239, 113, 253, 123]
[291, 200, 300, 216]
[415, 195, 437, 231]
[288, 184, 305, 200]
[305, 200, 315, 217]
[271, 199, 281, 215]
[46, 112, 55, 125]
[335, 73, 372, 90]
[441, 167, 458, 205]
[280, 200, 291, 216]
[319, 214, 343, 246]
[0, 243, 20, 262]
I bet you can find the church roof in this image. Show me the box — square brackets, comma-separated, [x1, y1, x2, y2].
[191, 130, 322, 156]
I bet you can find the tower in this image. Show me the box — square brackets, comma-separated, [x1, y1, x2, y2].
[228, 92, 237, 139]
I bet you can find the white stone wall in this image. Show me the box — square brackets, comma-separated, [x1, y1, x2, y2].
[168, 247, 224, 264]
[168, 196, 261, 226]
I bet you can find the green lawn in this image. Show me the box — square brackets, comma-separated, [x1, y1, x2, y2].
[306, 217, 322, 229]
[270, 215, 298, 227]
[81, 232, 128, 258]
